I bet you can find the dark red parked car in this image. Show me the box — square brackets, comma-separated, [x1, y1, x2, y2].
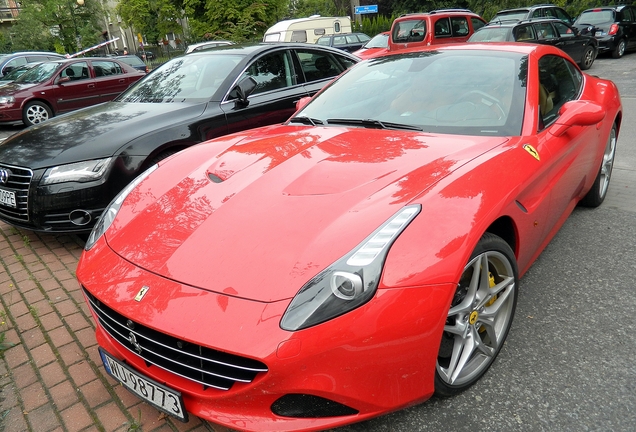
[0, 57, 145, 126]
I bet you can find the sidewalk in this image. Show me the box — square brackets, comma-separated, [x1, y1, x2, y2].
[0, 223, 227, 432]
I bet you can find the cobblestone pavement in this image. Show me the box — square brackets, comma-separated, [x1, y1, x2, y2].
[0, 226, 229, 432]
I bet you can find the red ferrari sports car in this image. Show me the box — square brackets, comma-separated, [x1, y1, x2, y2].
[76, 43, 621, 431]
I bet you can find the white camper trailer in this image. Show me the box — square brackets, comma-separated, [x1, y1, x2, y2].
[263, 16, 352, 44]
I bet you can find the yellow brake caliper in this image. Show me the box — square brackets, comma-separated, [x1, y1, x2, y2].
[478, 272, 497, 333]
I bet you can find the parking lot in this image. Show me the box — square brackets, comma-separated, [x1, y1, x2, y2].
[0, 51, 635, 432]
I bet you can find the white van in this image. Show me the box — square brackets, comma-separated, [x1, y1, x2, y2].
[263, 15, 352, 44]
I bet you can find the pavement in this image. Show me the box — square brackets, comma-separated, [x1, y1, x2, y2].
[0, 57, 635, 432]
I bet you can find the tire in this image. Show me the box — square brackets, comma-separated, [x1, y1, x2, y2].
[579, 45, 595, 70]
[580, 124, 617, 207]
[23, 101, 53, 126]
[435, 233, 518, 397]
[611, 39, 626, 59]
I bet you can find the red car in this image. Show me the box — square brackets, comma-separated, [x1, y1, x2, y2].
[77, 43, 621, 431]
[0, 57, 145, 126]
[352, 31, 389, 59]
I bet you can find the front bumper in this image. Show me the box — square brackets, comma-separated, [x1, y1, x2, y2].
[77, 237, 454, 431]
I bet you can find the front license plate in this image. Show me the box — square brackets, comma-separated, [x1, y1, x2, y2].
[0, 188, 16, 208]
[99, 348, 188, 422]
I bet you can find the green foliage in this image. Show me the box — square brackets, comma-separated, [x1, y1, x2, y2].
[116, 0, 184, 45]
[290, 0, 338, 18]
[10, 0, 105, 54]
[355, 14, 395, 36]
[180, 0, 288, 43]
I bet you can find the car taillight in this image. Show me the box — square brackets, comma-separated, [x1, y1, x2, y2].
[609, 23, 619, 35]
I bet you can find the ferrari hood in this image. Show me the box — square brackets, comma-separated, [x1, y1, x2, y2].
[0, 102, 207, 169]
[107, 126, 508, 302]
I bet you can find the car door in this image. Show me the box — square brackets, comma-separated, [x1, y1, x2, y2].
[90, 60, 133, 103]
[50, 61, 101, 113]
[535, 54, 597, 230]
[296, 48, 354, 96]
[552, 21, 585, 62]
[221, 49, 308, 135]
[621, 7, 636, 49]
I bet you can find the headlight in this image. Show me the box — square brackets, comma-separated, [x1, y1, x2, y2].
[42, 158, 113, 185]
[280, 205, 421, 331]
[84, 164, 158, 251]
[0, 96, 14, 104]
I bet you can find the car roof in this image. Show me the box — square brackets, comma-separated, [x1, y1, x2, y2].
[385, 41, 540, 57]
[484, 17, 566, 28]
[185, 42, 359, 58]
[396, 9, 481, 18]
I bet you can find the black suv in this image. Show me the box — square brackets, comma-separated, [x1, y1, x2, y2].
[469, 18, 598, 70]
[574, 5, 636, 58]
[315, 32, 371, 53]
[491, 4, 574, 24]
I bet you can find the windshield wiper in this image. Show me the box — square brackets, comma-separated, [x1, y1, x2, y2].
[288, 116, 324, 126]
[326, 118, 422, 131]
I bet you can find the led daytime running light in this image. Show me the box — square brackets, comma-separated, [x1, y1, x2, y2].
[347, 206, 420, 266]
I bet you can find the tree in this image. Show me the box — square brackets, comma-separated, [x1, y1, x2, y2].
[176, 0, 288, 42]
[10, 0, 105, 54]
[116, 0, 184, 46]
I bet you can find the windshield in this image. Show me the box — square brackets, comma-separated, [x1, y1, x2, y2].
[468, 27, 511, 42]
[1, 65, 33, 81]
[491, 11, 528, 22]
[364, 33, 389, 49]
[576, 10, 615, 25]
[14, 62, 60, 84]
[295, 50, 527, 136]
[117, 53, 244, 103]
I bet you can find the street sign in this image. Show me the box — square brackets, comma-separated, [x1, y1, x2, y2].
[355, 5, 378, 14]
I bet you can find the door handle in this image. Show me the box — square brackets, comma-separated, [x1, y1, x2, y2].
[88, 84, 95, 88]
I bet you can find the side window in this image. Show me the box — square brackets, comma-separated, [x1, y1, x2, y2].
[471, 17, 486, 32]
[333, 36, 347, 46]
[554, 22, 575, 38]
[514, 25, 536, 41]
[345, 35, 359, 44]
[62, 61, 89, 81]
[92, 61, 123, 77]
[290, 31, 307, 43]
[545, 8, 558, 19]
[239, 51, 294, 95]
[296, 50, 344, 82]
[434, 18, 452, 37]
[534, 22, 557, 39]
[621, 8, 634, 22]
[27, 55, 49, 63]
[316, 37, 331, 46]
[393, 19, 426, 43]
[450, 17, 469, 36]
[3, 57, 27, 74]
[335, 22, 341, 33]
[531, 10, 543, 18]
[555, 9, 572, 23]
[538, 55, 581, 129]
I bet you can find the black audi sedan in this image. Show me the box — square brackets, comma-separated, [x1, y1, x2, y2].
[0, 43, 358, 233]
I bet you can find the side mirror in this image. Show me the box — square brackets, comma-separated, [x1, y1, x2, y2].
[295, 96, 311, 111]
[232, 76, 257, 106]
[549, 100, 605, 137]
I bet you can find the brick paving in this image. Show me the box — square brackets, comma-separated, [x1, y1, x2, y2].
[0, 224, 229, 432]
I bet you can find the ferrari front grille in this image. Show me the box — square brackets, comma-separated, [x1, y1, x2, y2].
[83, 287, 268, 391]
[0, 163, 32, 222]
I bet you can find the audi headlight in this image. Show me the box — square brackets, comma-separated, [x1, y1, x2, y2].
[84, 164, 158, 251]
[281, 205, 421, 331]
[42, 158, 113, 185]
[0, 96, 15, 104]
